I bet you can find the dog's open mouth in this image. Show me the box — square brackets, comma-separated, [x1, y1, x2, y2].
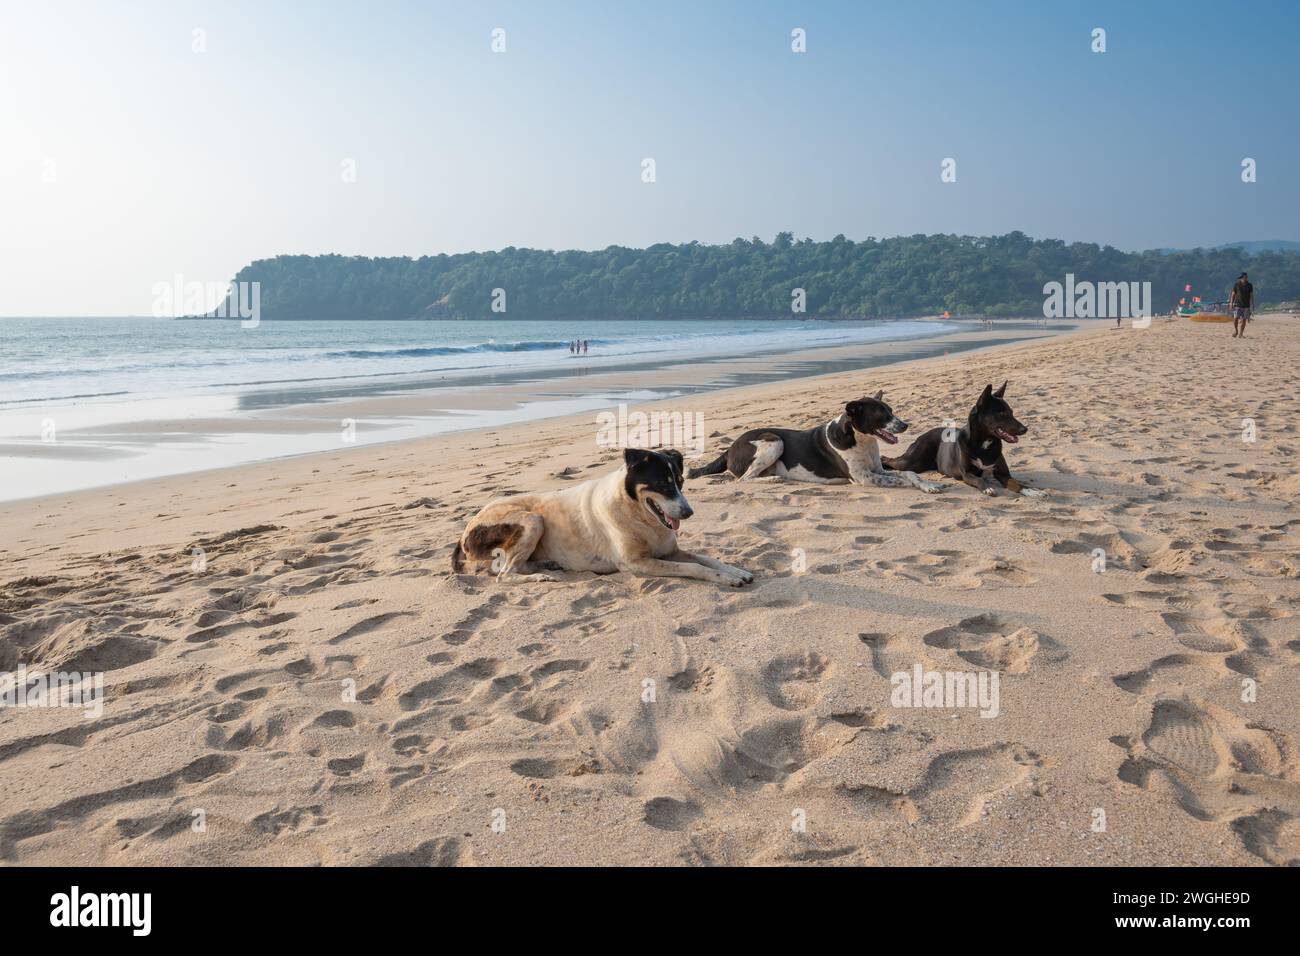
[993, 427, 1020, 443]
[647, 498, 680, 531]
[873, 428, 899, 444]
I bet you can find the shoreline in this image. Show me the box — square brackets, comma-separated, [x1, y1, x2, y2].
[0, 318, 1077, 504]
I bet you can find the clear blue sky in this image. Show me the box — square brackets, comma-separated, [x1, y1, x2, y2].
[1, 0, 1296, 315]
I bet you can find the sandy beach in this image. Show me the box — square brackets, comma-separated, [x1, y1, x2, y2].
[1, 314, 1297, 866]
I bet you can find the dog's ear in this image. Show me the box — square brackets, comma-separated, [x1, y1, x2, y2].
[977, 383, 993, 407]
[662, 448, 683, 469]
[993, 381, 1007, 398]
[872, 390, 884, 401]
[622, 448, 648, 468]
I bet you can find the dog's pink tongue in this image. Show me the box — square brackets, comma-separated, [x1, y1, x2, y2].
[668, 516, 680, 531]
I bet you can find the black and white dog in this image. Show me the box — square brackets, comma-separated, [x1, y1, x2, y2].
[688, 393, 943, 492]
[882, 382, 1046, 497]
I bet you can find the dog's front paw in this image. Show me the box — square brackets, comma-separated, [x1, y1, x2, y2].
[505, 572, 557, 583]
[920, 481, 944, 494]
[726, 566, 755, 585]
[1020, 487, 1047, 499]
[716, 567, 752, 587]
[982, 486, 998, 497]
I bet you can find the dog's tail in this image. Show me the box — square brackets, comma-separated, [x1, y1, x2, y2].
[881, 448, 920, 472]
[687, 452, 729, 479]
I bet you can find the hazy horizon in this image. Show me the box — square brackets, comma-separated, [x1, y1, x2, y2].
[3, 0, 1298, 316]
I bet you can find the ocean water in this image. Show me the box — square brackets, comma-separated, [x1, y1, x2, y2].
[0, 317, 950, 407]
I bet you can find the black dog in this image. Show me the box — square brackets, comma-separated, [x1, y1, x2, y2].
[882, 382, 1045, 497]
[688, 393, 942, 492]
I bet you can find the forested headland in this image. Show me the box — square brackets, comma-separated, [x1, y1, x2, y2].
[205, 232, 1300, 320]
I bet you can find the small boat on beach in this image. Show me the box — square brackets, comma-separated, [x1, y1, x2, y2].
[1177, 285, 1234, 322]
[1185, 308, 1234, 323]
[1180, 300, 1234, 322]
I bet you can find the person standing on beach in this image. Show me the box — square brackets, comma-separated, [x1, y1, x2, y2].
[1230, 272, 1253, 338]
[583, 339, 589, 354]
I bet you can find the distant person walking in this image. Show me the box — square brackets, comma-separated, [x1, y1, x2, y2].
[583, 339, 589, 354]
[1230, 272, 1253, 338]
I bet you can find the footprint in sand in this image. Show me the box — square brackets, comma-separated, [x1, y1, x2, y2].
[208, 711, 287, 751]
[828, 707, 894, 730]
[509, 757, 566, 779]
[1231, 810, 1300, 866]
[513, 699, 572, 725]
[762, 652, 834, 710]
[922, 614, 1046, 674]
[1242, 552, 1300, 578]
[911, 743, 1046, 827]
[442, 594, 508, 646]
[392, 734, 435, 756]
[664, 715, 855, 795]
[1142, 700, 1221, 777]
[398, 657, 501, 710]
[1107, 587, 1285, 655]
[871, 550, 1034, 589]
[252, 804, 329, 835]
[375, 837, 471, 867]
[309, 709, 357, 730]
[642, 796, 704, 831]
[970, 557, 1038, 587]
[327, 754, 366, 776]
[1047, 529, 1147, 571]
[732, 716, 854, 783]
[858, 632, 932, 679]
[734, 541, 798, 575]
[1220, 593, 1294, 623]
[1112, 654, 1231, 695]
[871, 549, 966, 585]
[328, 611, 415, 646]
[529, 658, 591, 684]
[1116, 699, 1295, 833]
[668, 662, 716, 694]
[1102, 590, 1195, 611]
[1160, 609, 1246, 653]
